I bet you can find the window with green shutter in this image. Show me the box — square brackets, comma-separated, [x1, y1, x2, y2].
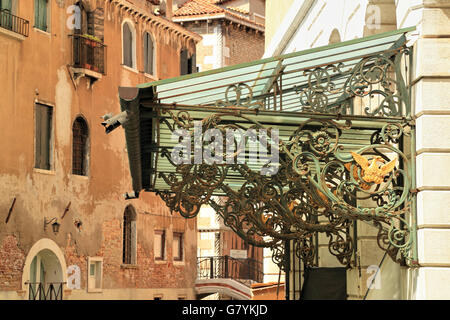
[0, 0, 13, 30]
[0, 0, 12, 11]
[35, 103, 53, 170]
[34, 0, 48, 31]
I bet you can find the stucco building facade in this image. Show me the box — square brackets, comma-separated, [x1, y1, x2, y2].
[0, 0, 201, 300]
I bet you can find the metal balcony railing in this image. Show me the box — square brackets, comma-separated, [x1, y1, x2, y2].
[0, 9, 29, 37]
[26, 282, 65, 300]
[71, 34, 107, 75]
[197, 256, 263, 285]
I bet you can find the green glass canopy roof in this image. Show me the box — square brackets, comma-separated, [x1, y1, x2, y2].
[117, 27, 415, 195]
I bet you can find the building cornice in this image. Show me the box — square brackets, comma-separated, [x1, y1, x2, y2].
[106, 0, 202, 42]
[173, 13, 265, 33]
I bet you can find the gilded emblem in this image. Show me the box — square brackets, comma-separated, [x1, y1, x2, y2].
[345, 151, 397, 186]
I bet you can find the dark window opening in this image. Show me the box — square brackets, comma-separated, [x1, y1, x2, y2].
[180, 49, 196, 75]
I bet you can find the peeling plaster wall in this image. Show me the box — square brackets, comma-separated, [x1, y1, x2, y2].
[0, 0, 198, 300]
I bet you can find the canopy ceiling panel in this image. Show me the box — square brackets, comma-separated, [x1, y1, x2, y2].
[112, 27, 417, 269]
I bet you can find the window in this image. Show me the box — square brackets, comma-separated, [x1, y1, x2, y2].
[143, 32, 155, 75]
[72, 117, 89, 176]
[0, 1, 13, 30]
[173, 232, 183, 261]
[34, 103, 53, 170]
[123, 206, 137, 265]
[0, 0, 12, 11]
[34, 0, 48, 32]
[154, 230, 165, 260]
[87, 257, 103, 293]
[122, 21, 135, 68]
[180, 49, 196, 75]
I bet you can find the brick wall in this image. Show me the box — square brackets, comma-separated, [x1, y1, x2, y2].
[224, 24, 265, 66]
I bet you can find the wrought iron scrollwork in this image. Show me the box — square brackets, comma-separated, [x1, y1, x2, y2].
[156, 107, 413, 268]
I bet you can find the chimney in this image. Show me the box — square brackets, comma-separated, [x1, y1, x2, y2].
[166, 0, 173, 20]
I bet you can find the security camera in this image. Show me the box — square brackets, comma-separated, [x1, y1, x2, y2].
[101, 111, 128, 134]
[101, 113, 113, 121]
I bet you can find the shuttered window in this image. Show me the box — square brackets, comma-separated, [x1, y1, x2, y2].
[0, 0, 12, 11]
[35, 103, 52, 170]
[122, 22, 134, 68]
[34, 0, 48, 31]
[72, 117, 88, 176]
[0, 0, 13, 29]
[143, 32, 154, 75]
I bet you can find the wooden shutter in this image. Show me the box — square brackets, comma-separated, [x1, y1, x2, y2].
[35, 104, 52, 170]
[0, 0, 12, 11]
[123, 23, 132, 67]
[34, 0, 47, 31]
[34, 104, 42, 169]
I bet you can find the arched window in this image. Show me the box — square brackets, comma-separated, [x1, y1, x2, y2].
[72, 117, 89, 176]
[143, 31, 155, 75]
[123, 205, 137, 265]
[122, 21, 135, 68]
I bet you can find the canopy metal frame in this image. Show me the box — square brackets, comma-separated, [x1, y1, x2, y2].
[113, 27, 418, 270]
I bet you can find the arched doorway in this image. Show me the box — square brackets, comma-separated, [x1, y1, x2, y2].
[22, 239, 67, 300]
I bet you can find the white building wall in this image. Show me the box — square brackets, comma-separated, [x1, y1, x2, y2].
[264, 0, 450, 299]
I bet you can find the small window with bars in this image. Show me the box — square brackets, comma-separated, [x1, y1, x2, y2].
[72, 117, 89, 176]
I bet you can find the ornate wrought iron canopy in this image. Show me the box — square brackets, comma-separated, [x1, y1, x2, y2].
[112, 27, 417, 270]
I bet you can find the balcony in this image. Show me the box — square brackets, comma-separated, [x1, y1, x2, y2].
[0, 9, 29, 39]
[70, 34, 107, 87]
[26, 282, 65, 300]
[196, 256, 264, 299]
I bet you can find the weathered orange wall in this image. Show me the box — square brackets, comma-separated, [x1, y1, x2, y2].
[0, 0, 199, 299]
